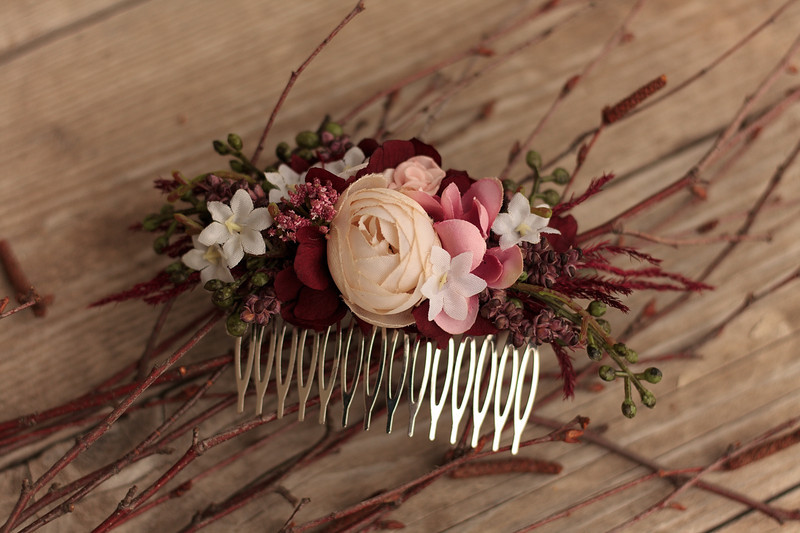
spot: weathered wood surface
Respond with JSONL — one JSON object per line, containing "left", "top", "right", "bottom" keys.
{"left": 1, "top": 0, "right": 799, "bottom": 531}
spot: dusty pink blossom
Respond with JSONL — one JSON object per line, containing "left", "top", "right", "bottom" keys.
{"left": 384, "top": 155, "right": 446, "bottom": 195}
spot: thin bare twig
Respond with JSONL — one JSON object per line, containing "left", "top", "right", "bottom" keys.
{"left": 250, "top": 1, "right": 365, "bottom": 166}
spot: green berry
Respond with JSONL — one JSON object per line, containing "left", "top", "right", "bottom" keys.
{"left": 642, "top": 367, "right": 662, "bottom": 384}
{"left": 552, "top": 167, "right": 570, "bottom": 185}
{"left": 226, "top": 313, "right": 248, "bottom": 337}
{"left": 165, "top": 262, "right": 183, "bottom": 274}
{"left": 295, "top": 131, "right": 320, "bottom": 149}
{"left": 250, "top": 272, "right": 269, "bottom": 287}
{"left": 296, "top": 148, "right": 313, "bottom": 160}
{"left": 640, "top": 391, "right": 656, "bottom": 408}
{"left": 229, "top": 160, "right": 245, "bottom": 173}
{"left": 539, "top": 189, "right": 560, "bottom": 206}
{"left": 525, "top": 150, "right": 542, "bottom": 170}
{"left": 245, "top": 256, "right": 264, "bottom": 270}
{"left": 598, "top": 365, "right": 616, "bottom": 381}
{"left": 153, "top": 235, "right": 169, "bottom": 254}
{"left": 142, "top": 214, "right": 162, "bottom": 232}
{"left": 587, "top": 344, "right": 602, "bottom": 361}
{"left": 275, "top": 142, "right": 291, "bottom": 162}
{"left": 212, "top": 286, "right": 234, "bottom": 308}
{"left": 324, "top": 122, "right": 343, "bottom": 137}
{"left": 213, "top": 140, "right": 229, "bottom": 155}
{"left": 204, "top": 279, "right": 224, "bottom": 291}
{"left": 227, "top": 133, "right": 243, "bottom": 151}
{"left": 502, "top": 179, "right": 517, "bottom": 193}
{"left": 587, "top": 301, "right": 606, "bottom": 317}
{"left": 622, "top": 399, "right": 637, "bottom": 418}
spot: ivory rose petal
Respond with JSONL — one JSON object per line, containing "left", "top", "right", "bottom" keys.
{"left": 327, "top": 174, "right": 439, "bottom": 328}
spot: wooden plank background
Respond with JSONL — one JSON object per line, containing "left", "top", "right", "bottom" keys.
{"left": 1, "top": 0, "right": 799, "bottom": 531}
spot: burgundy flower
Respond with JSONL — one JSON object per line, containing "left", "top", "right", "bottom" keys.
{"left": 274, "top": 267, "right": 346, "bottom": 331}
{"left": 545, "top": 214, "right": 578, "bottom": 253}
{"left": 357, "top": 138, "right": 441, "bottom": 177}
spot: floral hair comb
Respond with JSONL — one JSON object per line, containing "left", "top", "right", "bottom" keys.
{"left": 95, "top": 123, "right": 700, "bottom": 451}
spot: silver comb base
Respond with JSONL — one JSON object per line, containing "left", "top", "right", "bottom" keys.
{"left": 234, "top": 319, "right": 540, "bottom": 455}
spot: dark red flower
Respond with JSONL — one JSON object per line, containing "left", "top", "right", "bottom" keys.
{"left": 274, "top": 267, "right": 346, "bottom": 331}
{"left": 357, "top": 138, "right": 442, "bottom": 177}
{"left": 545, "top": 214, "right": 578, "bottom": 253}
{"left": 438, "top": 169, "right": 473, "bottom": 195}
{"left": 294, "top": 226, "right": 330, "bottom": 291}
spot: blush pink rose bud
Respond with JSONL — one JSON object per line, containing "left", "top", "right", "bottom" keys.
{"left": 327, "top": 174, "right": 439, "bottom": 328}
{"left": 384, "top": 155, "right": 446, "bottom": 195}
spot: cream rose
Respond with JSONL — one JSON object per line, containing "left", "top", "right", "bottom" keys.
{"left": 327, "top": 174, "right": 439, "bottom": 328}
{"left": 384, "top": 155, "right": 446, "bottom": 195}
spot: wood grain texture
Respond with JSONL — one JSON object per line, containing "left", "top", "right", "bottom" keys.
{"left": 1, "top": 0, "right": 799, "bottom": 531}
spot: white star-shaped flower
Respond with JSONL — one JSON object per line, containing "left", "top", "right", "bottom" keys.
{"left": 323, "top": 146, "right": 368, "bottom": 179}
{"left": 197, "top": 189, "right": 272, "bottom": 268}
{"left": 264, "top": 164, "right": 303, "bottom": 203}
{"left": 421, "top": 247, "right": 487, "bottom": 322}
{"left": 491, "top": 193, "right": 560, "bottom": 250}
{"left": 181, "top": 237, "right": 235, "bottom": 284}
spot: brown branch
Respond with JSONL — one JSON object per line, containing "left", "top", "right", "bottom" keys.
{"left": 290, "top": 417, "right": 588, "bottom": 532}
{"left": 338, "top": 0, "right": 580, "bottom": 126}
{"left": 15, "top": 365, "right": 228, "bottom": 533}
{"left": 576, "top": 32, "right": 800, "bottom": 244}
{"left": 386, "top": 6, "right": 586, "bottom": 136}
{"left": 0, "top": 240, "right": 50, "bottom": 318}
{"left": 629, "top": 0, "right": 800, "bottom": 118}
{"left": 250, "top": 0, "right": 366, "bottom": 166}
{"left": 499, "top": 0, "right": 647, "bottom": 182}
{"left": 1, "top": 312, "right": 224, "bottom": 533}
{"left": 531, "top": 415, "right": 800, "bottom": 529}
{"left": 137, "top": 299, "right": 175, "bottom": 380}
{"left": 617, "top": 228, "right": 771, "bottom": 247}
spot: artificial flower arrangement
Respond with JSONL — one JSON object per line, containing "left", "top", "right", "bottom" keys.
{"left": 95, "top": 119, "right": 706, "bottom": 420}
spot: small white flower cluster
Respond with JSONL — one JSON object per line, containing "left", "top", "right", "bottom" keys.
{"left": 263, "top": 146, "right": 367, "bottom": 204}
{"left": 492, "top": 193, "right": 561, "bottom": 250}
{"left": 182, "top": 189, "right": 272, "bottom": 284}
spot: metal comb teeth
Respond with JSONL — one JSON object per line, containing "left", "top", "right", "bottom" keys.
{"left": 233, "top": 318, "right": 540, "bottom": 454}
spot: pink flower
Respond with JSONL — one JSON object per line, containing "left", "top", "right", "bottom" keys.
{"left": 408, "top": 177, "right": 504, "bottom": 238}
{"left": 384, "top": 155, "right": 446, "bottom": 195}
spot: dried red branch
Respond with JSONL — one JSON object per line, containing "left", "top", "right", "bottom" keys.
{"left": 0, "top": 352, "right": 231, "bottom": 441}
{"left": 723, "top": 426, "right": 800, "bottom": 470}
{"left": 387, "top": 7, "right": 586, "bottom": 136}
{"left": 15, "top": 365, "right": 228, "bottom": 533}
{"left": 628, "top": 133, "right": 800, "bottom": 339}
{"left": 449, "top": 457, "right": 563, "bottom": 478}
{"left": 1, "top": 312, "right": 224, "bottom": 533}
{"left": 250, "top": 1, "right": 366, "bottom": 166}
{"left": 92, "top": 395, "right": 321, "bottom": 532}
{"left": 0, "top": 240, "right": 50, "bottom": 318}
{"left": 291, "top": 416, "right": 588, "bottom": 532}
{"left": 175, "top": 423, "right": 364, "bottom": 533}
{"left": 516, "top": 471, "right": 661, "bottom": 531}
{"left": 137, "top": 299, "right": 175, "bottom": 380}
{"left": 531, "top": 415, "right": 800, "bottom": 530}
{"left": 576, "top": 33, "right": 800, "bottom": 244}
{"left": 630, "top": 0, "right": 800, "bottom": 118}
{"left": 339, "top": 0, "right": 579, "bottom": 126}
{"left": 498, "top": 0, "right": 647, "bottom": 182}
{"left": 617, "top": 228, "right": 771, "bottom": 247}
